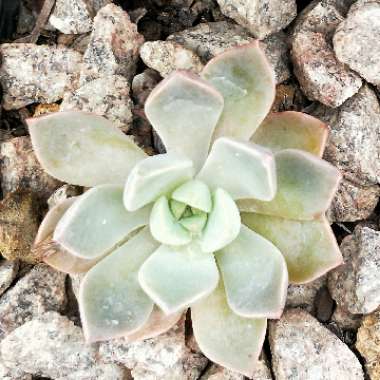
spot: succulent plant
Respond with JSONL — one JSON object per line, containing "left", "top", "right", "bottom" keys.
{"left": 28, "top": 42, "right": 343, "bottom": 376}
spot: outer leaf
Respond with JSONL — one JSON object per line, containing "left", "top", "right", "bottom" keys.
{"left": 252, "top": 111, "right": 328, "bottom": 157}
{"left": 201, "top": 41, "right": 275, "bottom": 141}
{"left": 217, "top": 225, "right": 288, "bottom": 318}
{"left": 138, "top": 242, "right": 219, "bottom": 314}
{"left": 200, "top": 188, "right": 241, "bottom": 252}
{"left": 191, "top": 282, "right": 267, "bottom": 377}
{"left": 27, "top": 111, "right": 146, "bottom": 186}
{"left": 238, "top": 149, "right": 342, "bottom": 220}
{"left": 242, "top": 213, "right": 343, "bottom": 284}
{"left": 172, "top": 180, "right": 212, "bottom": 212}
{"left": 35, "top": 197, "right": 98, "bottom": 273}
{"left": 54, "top": 185, "right": 151, "bottom": 259}
{"left": 149, "top": 196, "right": 191, "bottom": 246}
{"left": 124, "top": 152, "right": 194, "bottom": 212}
{"left": 79, "top": 227, "right": 158, "bottom": 342}
{"left": 145, "top": 71, "right": 224, "bottom": 171}
{"left": 197, "top": 137, "right": 276, "bottom": 201}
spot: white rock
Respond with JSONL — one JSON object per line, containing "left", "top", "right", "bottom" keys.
{"left": 0, "top": 359, "right": 31, "bottom": 380}
{"left": 0, "top": 260, "right": 18, "bottom": 297}
{"left": 56, "top": 363, "right": 130, "bottom": 380}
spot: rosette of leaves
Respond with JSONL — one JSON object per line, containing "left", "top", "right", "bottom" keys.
{"left": 29, "top": 42, "right": 343, "bottom": 376}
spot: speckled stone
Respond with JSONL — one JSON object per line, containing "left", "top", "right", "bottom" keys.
{"left": 0, "top": 264, "right": 66, "bottom": 339}
{"left": 0, "top": 191, "right": 40, "bottom": 263}
{"left": 140, "top": 41, "right": 204, "bottom": 77}
{"left": 0, "top": 359, "right": 31, "bottom": 380}
{"left": 60, "top": 75, "right": 133, "bottom": 132}
{"left": 334, "top": 2, "right": 380, "bottom": 87}
{"left": 269, "top": 309, "right": 364, "bottom": 380}
{"left": 328, "top": 225, "right": 380, "bottom": 314}
{"left": 0, "top": 136, "right": 62, "bottom": 202}
{"left": 56, "top": 363, "right": 131, "bottom": 380}
{"left": 99, "top": 317, "right": 208, "bottom": 380}
{"left": 356, "top": 309, "right": 380, "bottom": 380}
{"left": 331, "top": 305, "right": 362, "bottom": 330}
{"left": 291, "top": 31, "right": 362, "bottom": 107}
{"left": 168, "top": 22, "right": 290, "bottom": 83}
{"left": 0, "top": 44, "right": 82, "bottom": 110}
{"left": 80, "top": 4, "right": 144, "bottom": 84}
{"left": 0, "top": 312, "right": 97, "bottom": 379}
{"left": 0, "top": 260, "right": 18, "bottom": 297}
{"left": 216, "top": 0, "right": 297, "bottom": 39}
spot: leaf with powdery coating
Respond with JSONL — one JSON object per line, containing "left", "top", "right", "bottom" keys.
{"left": 34, "top": 197, "right": 98, "bottom": 274}
{"left": 172, "top": 180, "right": 212, "bottom": 212}
{"left": 27, "top": 111, "right": 147, "bottom": 187}
{"left": 252, "top": 111, "right": 328, "bottom": 157}
{"left": 79, "top": 228, "right": 158, "bottom": 342}
{"left": 54, "top": 185, "right": 151, "bottom": 260}
{"left": 145, "top": 71, "right": 224, "bottom": 171}
{"left": 138, "top": 242, "right": 219, "bottom": 314}
{"left": 238, "top": 149, "right": 341, "bottom": 221}
{"left": 242, "top": 213, "right": 343, "bottom": 284}
{"left": 197, "top": 137, "right": 276, "bottom": 201}
{"left": 201, "top": 41, "right": 275, "bottom": 141}
{"left": 124, "top": 152, "right": 194, "bottom": 212}
{"left": 217, "top": 225, "right": 288, "bottom": 319}
{"left": 191, "top": 282, "right": 267, "bottom": 377}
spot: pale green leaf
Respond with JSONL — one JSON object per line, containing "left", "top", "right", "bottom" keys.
{"left": 138, "top": 242, "right": 219, "bottom": 314}
{"left": 197, "top": 137, "right": 277, "bottom": 201}
{"left": 242, "top": 213, "right": 343, "bottom": 284}
{"left": 200, "top": 188, "right": 241, "bottom": 252}
{"left": 54, "top": 185, "right": 151, "bottom": 259}
{"left": 237, "top": 149, "right": 342, "bottom": 220}
{"left": 201, "top": 41, "right": 275, "bottom": 141}
{"left": 172, "top": 179, "right": 212, "bottom": 212}
{"left": 191, "top": 282, "right": 267, "bottom": 377}
{"left": 179, "top": 213, "right": 208, "bottom": 233}
{"left": 170, "top": 199, "right": 187, "bottom": 220}
{"left": 79, "top": 227, "right": 158, "bottom": 342}
{"left": 217, "top": 225, "right": 288, "bottom": 318}
{"left": 123, "top": 152, "right": 194, "bottom": 212}
{"left": 145, "top": 71, "right": 224, "bottom": 171}
{"left": 27, "top": 111, "right": 147, "bottom": 187}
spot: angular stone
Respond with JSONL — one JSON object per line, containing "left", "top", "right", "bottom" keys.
{"left": 99, "top": 317, "right": 207, "bottom": 380}
{"left": 0, "top": 136, "right": 62, "bottom": 202}
{"left": 334, "top": 2, "right": 380, "bottom": 87}
{"left": 56, "top": 364, "right": 131, "bottom": 380}
{"left": 0, "top": 264, "right": 66, "bottom": 339}
{"left": 0, "top": 359, "right": 31, "bottom": 380}
{"left": 328, "top": 225, "right": 380, "bottom": 314}
{"left": 60, "top": 75, "right": 133, "bottom": 132}
{"left": 269, "top": 309, "right": 364, "bottom": 380}
{"left": 168, "top": 22, "right": 290, "bottom": 83}
{"left": 0, "top": 260, "right": 18, "bottom": 297}
{"left": 140, "top": 41, "right": 204, "bottom": 77}
{"left": 356, "top": 309, "right": 380, "bottom": 380}
{"left": 80, "top": 4, "right": 144, "bottom": 84}
{"left": 331, "top": 305, "right": 362, "bottom": 330}
{"left": 0, "top": 44, "right": 82, "bottom": 110}
{"left": 291, "top": 31, "right": 362, "bottom": 107}
{"left": 216, "top": 0, "right": 297, "bottom": 39}
{"left": 0, "top": 312, "right": 98, "bottom": 379}
{"left": 0, "top": 191, "right": 40, "bottom": 263}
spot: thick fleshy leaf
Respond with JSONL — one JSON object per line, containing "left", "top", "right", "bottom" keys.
{"left": 217, "top": 225, "right": 288, "bottom": 318}
{"left": 237, "top": 149, "right": 342, "bottom": 220}
{"left": 200, "top": 188, "right": 241, "bottom": 252}
{"left": 252, "top": 111, "right": 328, "bottom": 157}
{"left": 149, "top": 196, "right": 191, "bottom": 246}
{"left": 191, "top": 283, "right": 267, "bottom": 377}
{"left": 201, "top": 41, "right": 275, "bottom": 141}
{"left": 54, "top": 185, "right": 151, "bottom": 259}
{"left": 179, "top": 213, "right": 208, "bottom": 233}
{"left": 242, "top": 213, "right": 343, "bottom": 284}
{"left": 34, "top": 197, "right": 98, "bottom": 273}
{"left": 170, "top": 199, "right": 187, "bottom": 219}
{"left": 172, "top": 180, "right": 212, "bottom": 212}
{"left": 145, "top": 71, "right": 224, "bottom": 171}
{"left": 197, "top": 138, "right": 276, "bottom": 201}
{"left": 124, "top": 153, "right": 194, "bottom": 212}
{"left": 27, "top": 111, "right": 146, "bottom": 187}
{"left": 138, "top": 242, "right": 219, "bottom": 314}
{"left": 79, "top": 227, "right": 158, "bottom": 342}
{"left": 124, "top": 307, "right": 183, "bottom": 342}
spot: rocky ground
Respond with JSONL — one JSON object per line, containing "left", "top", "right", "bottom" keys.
{"left": 0, "top": 0, "right": 379, "bottom": 379}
